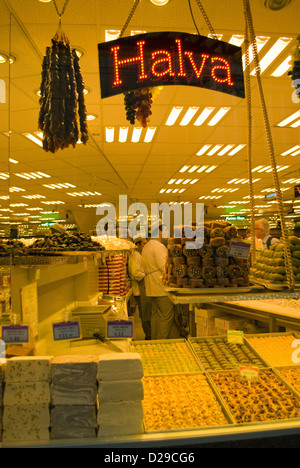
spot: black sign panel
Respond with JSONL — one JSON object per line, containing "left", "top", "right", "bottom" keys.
{"left": 295, "top": 185, "right": 300, "bottom": 198}
{"left": 98, "top": 31, "right": 245, "bottom": 99}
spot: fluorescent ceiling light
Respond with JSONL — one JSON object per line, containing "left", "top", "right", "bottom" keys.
{"left": 179, "top": 165, "right": 190, "bottom": 173}
{"left": 188, "top": 165, "right": 199, "bottom": 173}
{"left": 271, "top": 55, "right": 292, "bottom": 77}
{"left": 119, "top": 127, "right": 129, "bottom": 143}
{"left": 144, "top": 127, "right": 156, "bottom": 142}
{"left": 251, "top": 37, "right": 293, "bottom": 75}
{"left": 207, "top": 107, "right": 230, "bottom": 126}
{"left": 193, "top": 107, "right": 215, "bottom": 126}
{"left": 22, "top": 133, "right": 43, "bottom": 147}
{"left": 132, "top": 127, "right": 143, "bottom": 142}
{"left": 180, "top": 107, "right": 199, "bottom": 126}
{"left": 218, "top": 144, "right": 235, "bottom": 156}
{"left": 165, "top": 106, "right": 183, "bottom": 126}
{"left": 197, "top": 144, "right": 212, "bottom": 155}
{"left": 228, "top": 35, "right": 244, "bottom": 47}
{"left": 290, "top": 119, "right": 300, "bottom": 128}
{"left": 228, "top": 144, "right": 246, "bottom": 155}
{"left": 281, "top": 145, "right": 300, "bottom": 156}
{"left": 105, "top": 127, "right": 114, "bottom": 142}
{"left": 277, "top": 111, "right": 300, "bottom": 127}
{"left": 242, "top": 36, "right": 270, "bottom": 69}
{"left": 207, "top": 145, "right": 224, "bottom": 155}
{"left": 9, "top": 158, "right": 18, "bottom": 164}
{"left": 105, "top": 30, "right": 121, "bottom": 42}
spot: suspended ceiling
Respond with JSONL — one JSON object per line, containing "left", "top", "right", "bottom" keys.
{"left": 0, "top": 0, "right": 300, "bottom": 232}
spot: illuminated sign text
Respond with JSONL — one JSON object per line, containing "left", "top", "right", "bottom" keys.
{"left": 98, "top": 32, "right": 244, "bottom": 99}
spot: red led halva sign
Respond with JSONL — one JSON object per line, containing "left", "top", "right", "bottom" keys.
{"left": 98, "top": 32, "right": 245, "bottom": 99}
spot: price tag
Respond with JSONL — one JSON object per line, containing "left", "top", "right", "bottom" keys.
{"left": 52, "top": 320, "right": 81, "bottom": 341}
{"left": 2, "top": 324, "right": 29, "bottom": 343}
{"left": 228, "top": 240, "right": 251, "bottom": 258}
{"left": 240, "top": 365, "right": 259, "bottom": 382}
{"left": 227, "top": 329, "right": 244, "bottom": 344}
{"left": 107, "top": 320, "right": 133, "bottom": 338}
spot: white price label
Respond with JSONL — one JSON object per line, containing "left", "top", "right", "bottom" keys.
{"left": 2, "top": 325, "right": 29, "bottom": 343}
{"left": 107, "top": 320, "right": 133, "bottom": 338}
{"left": 228, "top": 240, "right": 250, "bottom": 258}
{"left": 227, "top": 329, "right": 244, "bottom": 344}
{"left": 52, "top": 320, "right": 81, "bottom": 341}
{"left": 240, "top": 365, "right": 259, "bottom": 382}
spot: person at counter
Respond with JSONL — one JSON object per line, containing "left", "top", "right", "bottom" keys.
{"left": 142, "top": 220, "right": 175, "bottom": 340}
{"left": 128, "top": 237, "right": 151, "bottom": 340}
{"left": 255, "top": 218, "right": 282, "bottom": 250}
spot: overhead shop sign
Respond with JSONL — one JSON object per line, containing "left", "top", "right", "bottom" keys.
{"left": 98, "top": 31, "right": 245, "bottom": 99}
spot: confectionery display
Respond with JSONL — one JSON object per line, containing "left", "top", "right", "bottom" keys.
{"left": 163, "top": 222, "right": 250, "bottom": 289}
{"left": 2, "top": 357, "right": 52, "bottom": 441}
{"left": 190, "top": 337, "right": 266, "bottom": 371}
{"left": 210, "top": 370, "right": 300, "bottom": 424}
{"left": 277, "top": 367, "right": 300, "bottom": 394}
{"left": 143, "top": 374, "right": 229, "bottom": 431}
{"left": 250, "top": 236, "right": 300, "bottom": 285}
{"left": 247, "top": 335, "right": 297, "bottom": 367}
{"left": 50, "top": 355, "right": 98, "bottom": 439}
{"left": 130, "top": 341, "right": 202, "bottom": 375}
{"left": 97, "top": 353, "right": 144, "bottom": 437}
{"left": 98, "top": 253, "right": 130, "bottom": 296}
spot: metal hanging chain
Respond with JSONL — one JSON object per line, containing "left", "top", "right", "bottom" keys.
{"left": 244, "top": 16, "right": 256, "bottom": 263}
{"left": 119, "top": 0, "right": 140, "bottom": 39}
{"left": 52, "top": 0, "right": 71, "bottom": 20}
{"left": 194, "top": 0, "right": 218, "bottom": 40}
{"left": 243, "top": 0, "right": 295, "bottom": 290}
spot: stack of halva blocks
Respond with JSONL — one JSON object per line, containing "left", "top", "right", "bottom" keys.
{"left": 0, "top": 352, "right": 144, "bottom": 443}
{"left": 50, "top": 355, "right": 98, "bottom": 439}
{"left": 2, "top": 357, "right": 52, "bottom": 442}
{"left": 97, "top": 353, "right": 144, "bottom": 437}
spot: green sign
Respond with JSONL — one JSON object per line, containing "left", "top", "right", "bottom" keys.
{"left": 225, "top": 216, "right": 246, "bottom": 221}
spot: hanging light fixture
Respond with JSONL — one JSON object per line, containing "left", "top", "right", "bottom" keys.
{"left": 150, "top": 0, "right": 170, "bottom": 5}
{"left": 264, "top": 0, "right": 291, "bottom": 10}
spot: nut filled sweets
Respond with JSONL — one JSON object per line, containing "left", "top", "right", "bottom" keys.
{"left": 143, "top": 374, "right": 228, "bottom": 431}
{"left": 210, "top": 370, "right": 300, "bottom": 424}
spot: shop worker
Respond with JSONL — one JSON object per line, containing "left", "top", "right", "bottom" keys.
{"left": 128, "top": 237, "right": 151, "bottom": 340}
{"left": 142, "top": 220, "right": 175, "bottom": 340}
{"left": 255, "top": 218, "right": 282, "bottom": 250}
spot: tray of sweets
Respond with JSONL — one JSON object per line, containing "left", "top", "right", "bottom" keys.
{"left": 207, "top": 368, "right": 300, "bottom": 426}
{"left": 142, "top": 372, "right": 234, "bottom": 432}
{"left": 130, "top": 339, "right": 204, "bottom": 375}
{"left": 189, "top": 336, "right": 269, "bottom": 372}
{"left": 245, "top": 332, "right": 299, "bottom": 368}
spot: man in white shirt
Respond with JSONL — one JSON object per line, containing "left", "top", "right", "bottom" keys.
{"left": 255, "top": 218, "right": 282, "bottom": 250}
{"left": 142, "top": 221, "right": 175, "bottom": 340}
{"left": 128, "top": 238, "right": 151, "bottom": 339}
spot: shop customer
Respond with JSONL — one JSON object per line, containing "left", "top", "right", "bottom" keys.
{"left": 142, "top": 221, "right": 175, "bottom": 340}
{"left": 128, "top": 238, "right": 151, "bottom": 340}
{"left": 255, "top": 218, "right": 282, "bottom": 250}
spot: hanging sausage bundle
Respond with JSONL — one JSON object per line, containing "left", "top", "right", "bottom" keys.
{"left": 38, "top": 28, "right": 89, "bottom": 153}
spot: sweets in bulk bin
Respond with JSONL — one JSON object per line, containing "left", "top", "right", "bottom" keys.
{"left": 2, "top": 357, "right": 52, "bottom": 442}
{"left": 164, "top": 222, "right": 250, "bottom": 289}
{"left": 247, "top": 335, "right": 297, "bottom": 367}
{"left": 210, "top": 370, "right": 300, "bottom": 424}
{"left": 143, "top": 374, "right": 228, "bottom": 431}
{"left": 97, "top": 353, "right": 144, "bottom": 437}
{"left": 250, "top": 236, "right": 300, "bottom": 285}
{"left": 130, "top": 342, "right": 202, "bottom": 375}
{"left": 190, "top": 337, "right": 266, "bottom": 372}
{"left": 99, "top": 254, "right": 130, "bottom": 296}
{"left": 50, "top": 355, "right": 98, "bottom": 439}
